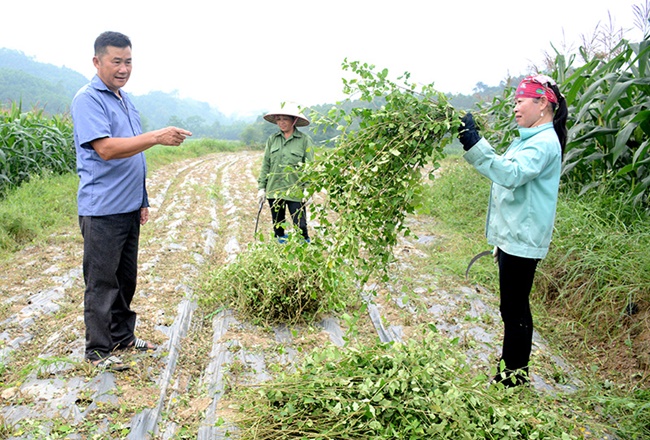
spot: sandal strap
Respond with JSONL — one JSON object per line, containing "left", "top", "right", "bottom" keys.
{"left": 104, "top": 355, "right": 124, "bottom": 365}
{"left": 94, "top": 355, "right": 128, "bottom": 371}
{"left": 133, "top": 338, "right": 157, "bottom": 351}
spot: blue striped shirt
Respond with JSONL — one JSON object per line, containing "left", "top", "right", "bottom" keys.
{"left": 71, "top": 75, "right": 148, "bottom": 216}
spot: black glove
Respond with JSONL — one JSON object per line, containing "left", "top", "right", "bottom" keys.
{"left": 458, "top": 113, "right": 481, "bottom": 151}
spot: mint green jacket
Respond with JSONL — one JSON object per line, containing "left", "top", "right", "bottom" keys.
{"left": 464, "top": 123, "right": 561, "bottom": 259}
{"left": 258, "top": 129, "right": 314, "bottom": 202}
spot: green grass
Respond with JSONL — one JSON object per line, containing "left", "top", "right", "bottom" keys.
{"left": 539, "top": 195, "right": 650, "bottom": 337}
{"left": 0, "top": 171, "right": 78, "bottom": 257}
{"left": 414, "top": 153, "right": 497, "bottom": 290}
{"left": 144, "top": 138, "right": 244, "bottom": 169}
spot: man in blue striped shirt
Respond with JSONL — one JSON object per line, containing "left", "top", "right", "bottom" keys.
{"left": 71, "top": 31, "right": 191, "bottom": 371}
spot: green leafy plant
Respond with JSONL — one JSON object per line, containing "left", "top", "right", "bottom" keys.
{"left": 199, "top": 236, "right": 356, "bottom": 325}
{"left": 230, "top": 325, "right": 583, "bottom": 439}
{"left": 301, "top": 60, "right": 462, "bottom": 284}
{"left": 0, "top": 102, "right": 75, "bottom": 198}
{"left": 0, "top": 172, "right": 77, "bottom": 254}
{"left": 199, "top": 61, "right": 462, "bottom": 323}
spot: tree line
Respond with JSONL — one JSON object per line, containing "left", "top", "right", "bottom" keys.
{"left": 0, "top": 48, "right": 492, "bottom": 145}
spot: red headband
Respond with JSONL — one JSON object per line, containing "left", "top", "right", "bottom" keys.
{"left": 515, "top": 75, "right": 558, "bottom": 104}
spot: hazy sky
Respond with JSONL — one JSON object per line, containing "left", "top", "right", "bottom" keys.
{"left": 1, "top": 0, "right": 645, "bottom": 117}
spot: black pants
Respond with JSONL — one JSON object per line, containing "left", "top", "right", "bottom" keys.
{"left": 79, "top": 211, "right": 140, "bottom": 361}
{"left": 268, "top": 198, "right": 309, "bottom": 240}
{"left": 496, "top": 248, "right": 539, "bottom": 379}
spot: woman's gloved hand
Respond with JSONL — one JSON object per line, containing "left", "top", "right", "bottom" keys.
{"left": 458, "top": 113, "right": 481, "bottom": 151}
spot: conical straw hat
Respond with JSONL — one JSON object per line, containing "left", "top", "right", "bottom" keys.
{"left": 263, "top": 103, "right": 309, "bottom": 127}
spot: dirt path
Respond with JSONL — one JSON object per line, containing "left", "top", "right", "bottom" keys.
{"left": 0, "top": 150, "right": 583, "bottom": 438}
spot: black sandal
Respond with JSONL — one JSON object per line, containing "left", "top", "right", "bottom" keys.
{"left": 130, "top": 337, "right": 158, "bottom": 352}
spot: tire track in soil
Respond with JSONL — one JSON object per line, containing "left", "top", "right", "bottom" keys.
{"left": 0, "top": 150, "right": 585, "bottom": 439}
{"left": 128, "top": 150, "right": 282, "bottom": 439}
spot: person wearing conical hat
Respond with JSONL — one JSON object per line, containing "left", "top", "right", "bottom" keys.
{"left": 257, "top": 103, "right": 314, "bottom": 243}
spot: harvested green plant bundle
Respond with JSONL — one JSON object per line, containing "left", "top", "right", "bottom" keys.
{"left": 199, "top": 237, "right": 355, "bottom": 326}
{"left": 230, "top": 325, "right": 580, "bottom": 439}
{"left": 302, "top": 60, "right": 463, "bottom": 282}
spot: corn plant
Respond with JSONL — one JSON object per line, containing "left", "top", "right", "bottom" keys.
{"left": 480, "top": 25, "right": 650, "bottom": 210}
{"left": 559, "top": 37, "right": 650, "bottom": 205}
{"left": 0, "top": 102, "right": 75, "bottom": 198}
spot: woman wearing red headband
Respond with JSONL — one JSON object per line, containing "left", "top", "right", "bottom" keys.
{"left": 458, "top": 75, "right": 568, "bottom": 387}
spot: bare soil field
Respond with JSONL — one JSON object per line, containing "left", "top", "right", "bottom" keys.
{"left": 0, "top": 150, "right": 608, "bottom": 438}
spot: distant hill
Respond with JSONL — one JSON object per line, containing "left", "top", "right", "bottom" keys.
{"left": 0, "top": 67, "right": 78, "bottom": 114}
{"left": 0, "top": 48, "right": 508, "bottom": 139}
{"left": 130, "top": 91, "right": 228, "bottom": 132}
{"left": 0, "top": 48, "right": 88, "bottom": 97}
{"left": 0, "top": 48, "right": 231, "bottom": 130}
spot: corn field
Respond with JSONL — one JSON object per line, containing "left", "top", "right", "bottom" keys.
{"left": 0, "top": 102, "right": 75, "bottom": 198}
{"left": 482, "top": 25, "right": 650, "bottom": 210}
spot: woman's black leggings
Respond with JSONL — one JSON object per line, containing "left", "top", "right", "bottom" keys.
{"left": 496, "top": 248, "right": 539, "bottom": 374}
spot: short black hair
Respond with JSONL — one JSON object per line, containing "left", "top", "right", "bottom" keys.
{"left": 94, "top": 31, "right": 131, "bottom": 56}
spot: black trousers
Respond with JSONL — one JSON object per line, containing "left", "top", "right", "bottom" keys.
{"left": 268, "top": 198, "right": 309, "bottom": 240}
{"left": 79, "top": 211, "right": 140, "bottom": 361}
{"left": 496, "top": 248, "right": 539, "bottom": 376}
